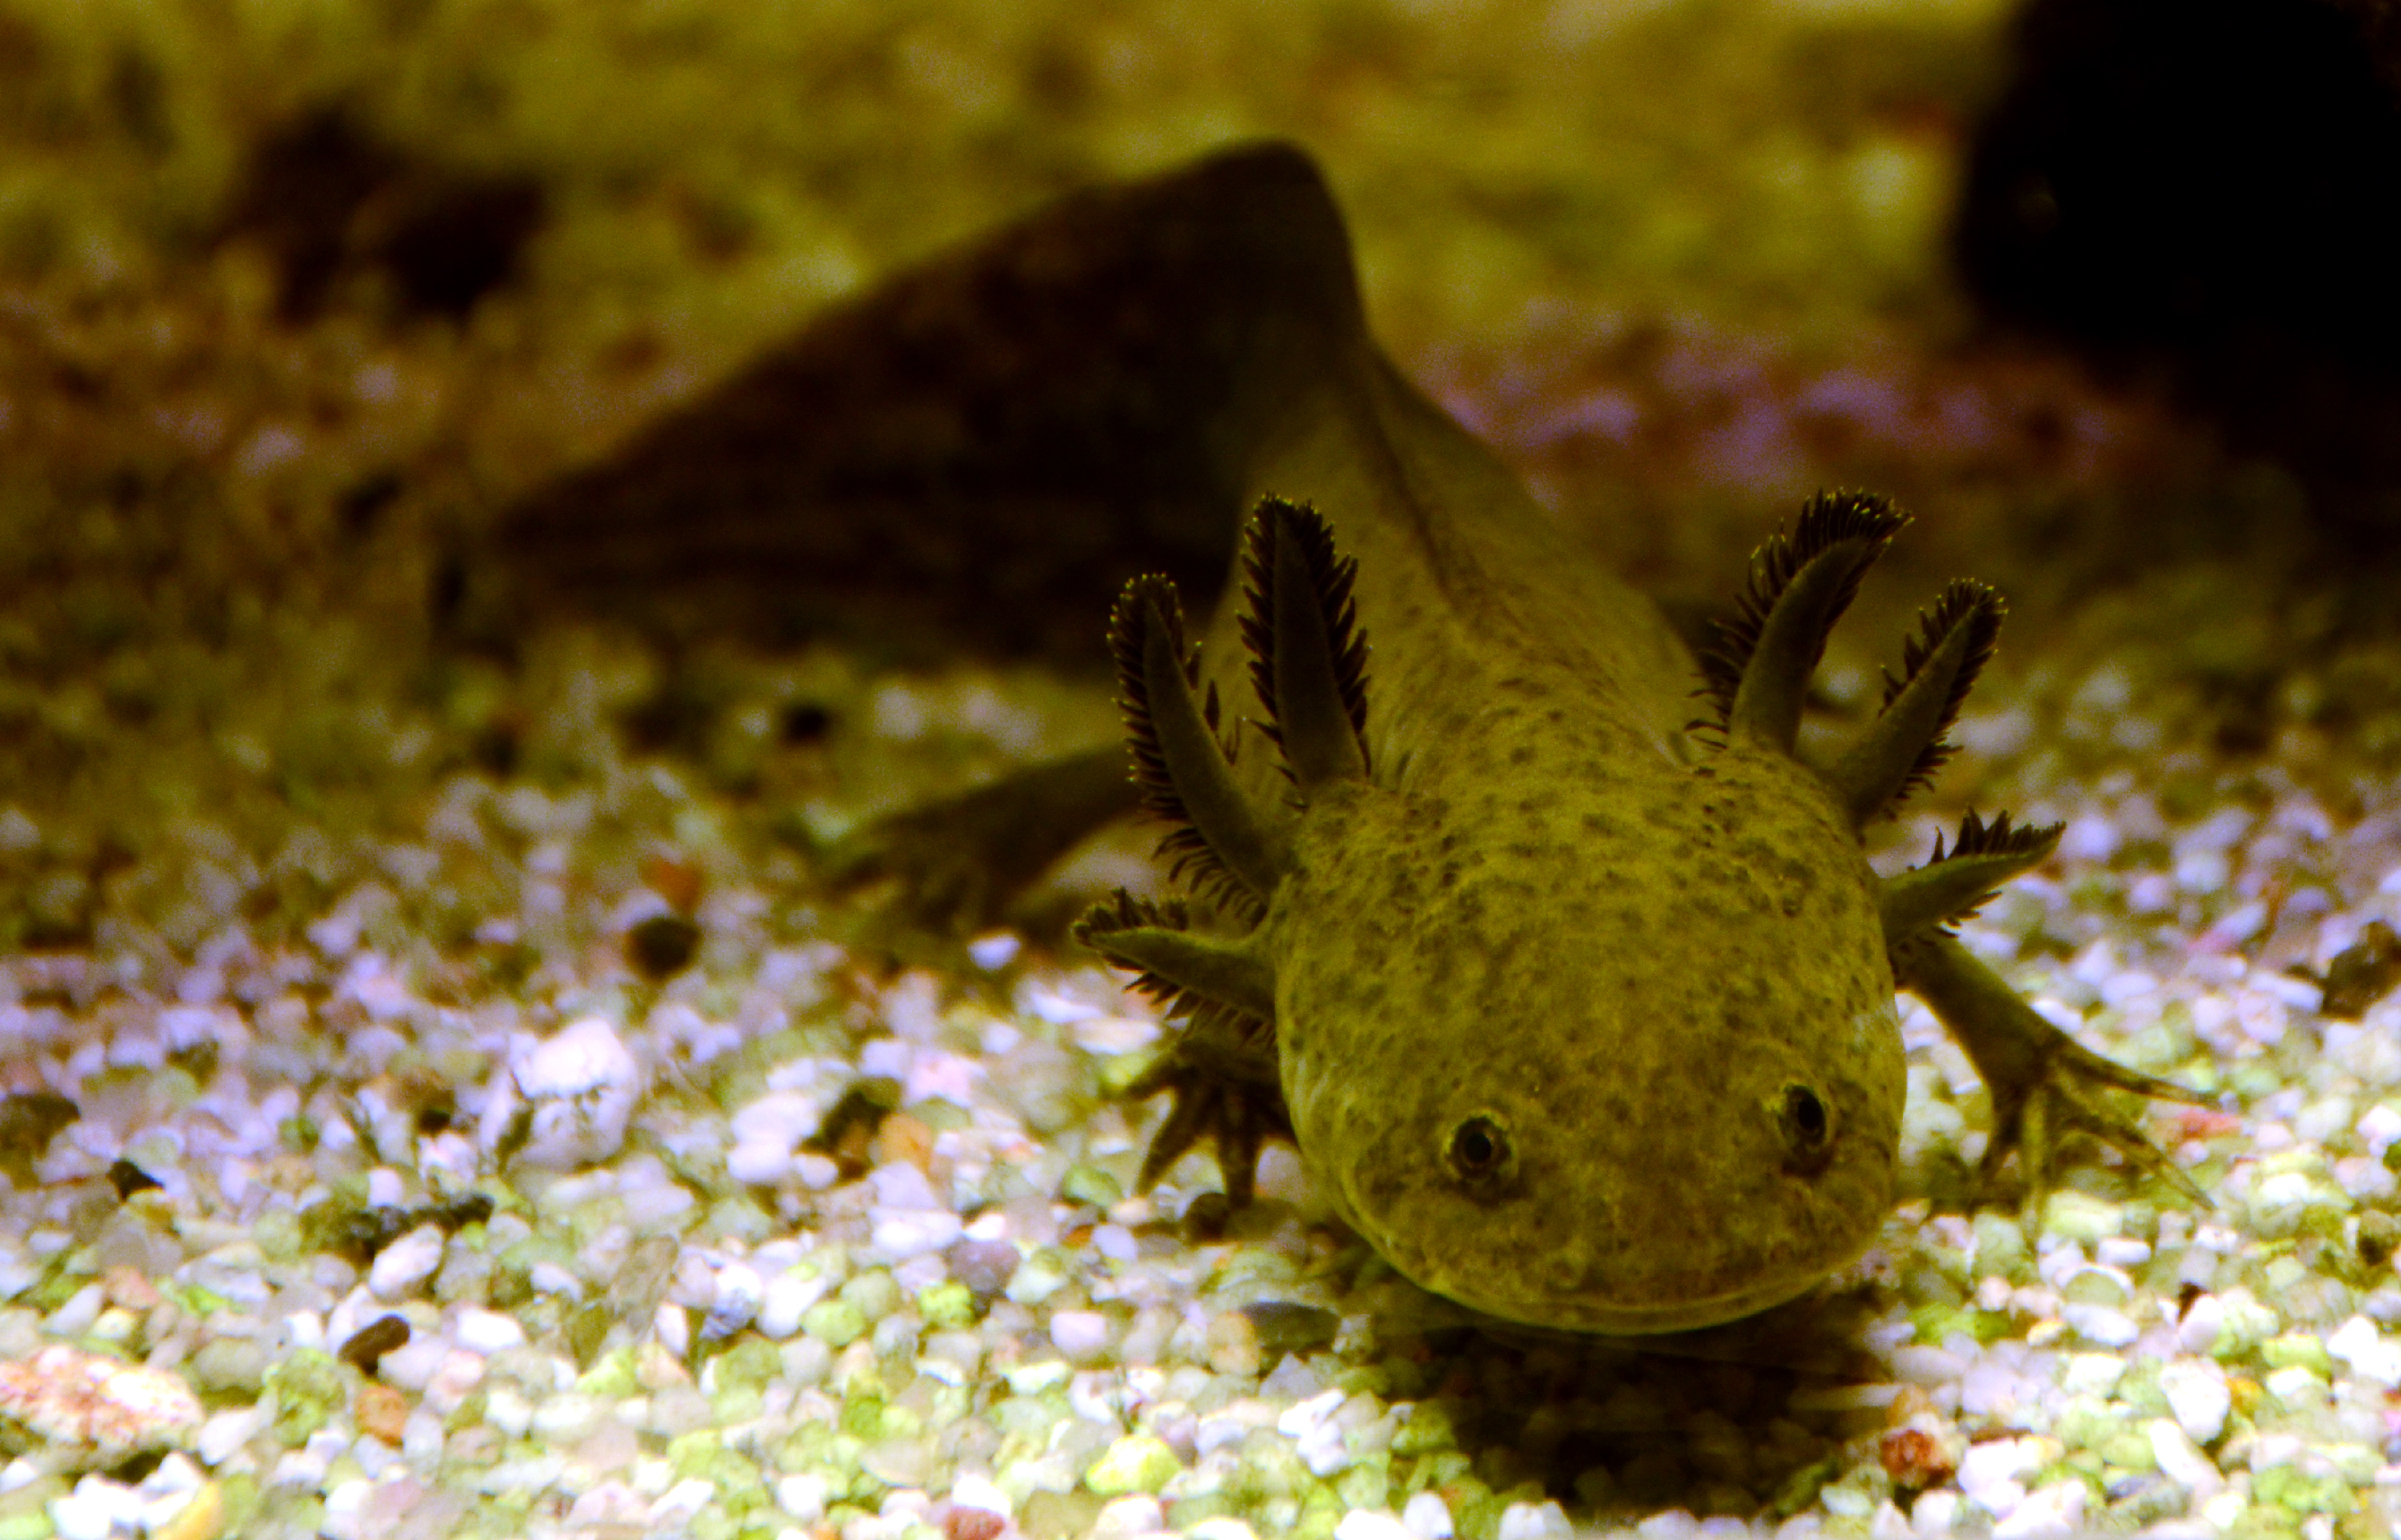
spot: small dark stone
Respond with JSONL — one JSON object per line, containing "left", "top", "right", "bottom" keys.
{"left": 303, "top": 1189, "right": 496, "bottom": 1263}
{"left": 2321, "top": 920, "right": 2401, "bottom": 1019}
{"left": 803, "top": 1076, "right": 903, "bottom": 1180}
{"left": 1180, "top": 1191, "right": 1232, "bottom": 1243}
{"left": 166, "top": 1040, "right": 219, "bottom": 1084}
{"left": 338, "top": 472, "right": 404, "bottom": 538}
{"left": 1239, "top": 1300, "right": 1339, "bottom": 1362}
{"left": 337, "top": 1313, "right": 411, "bottom": 1375}
{"left": 779, "top": 701, "right": 833, "bottom": 744}
{"left": 0, "top": 1092, "right": 81, "bottom": 1187}
{"left": 469, "top": 721, "right": 520, "bottom": 778}
{"left": 2359, "top": 1210, "right": 2400, "bottom": 1269}
{"left": 219, "top": 108, "right": 546, "bottom": 323}
{"left": 626, "top": 913, "right": 702, "bottom": 980}
{"left": 106, "top": 1158, "right": 162, "bottom": 1200}
{"left": 434, "top": 1192, "right": 495, "bottom": 1231}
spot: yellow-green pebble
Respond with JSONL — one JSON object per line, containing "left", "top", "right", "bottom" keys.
{"left": 1085, "top": 1433, "right": 1181, "bottom": 1495}
{"left": 803, "top": 1298, "right": 867, "bottom": 1347}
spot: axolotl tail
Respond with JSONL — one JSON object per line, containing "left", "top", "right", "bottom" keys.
{"left": 477, "top": 142, "right": 1377, "bottom": 664}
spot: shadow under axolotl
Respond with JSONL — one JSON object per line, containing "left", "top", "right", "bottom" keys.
{"left": 1351, "top": 1269, "right": 1892, "bottom": 1521}
{"left": 1175, "top": 1177, "right": 1902, "bottom": 1528}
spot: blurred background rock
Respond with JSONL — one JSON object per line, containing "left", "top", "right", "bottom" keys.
{"left": 3, "top": 0, "right": 2397, "bottom": 910}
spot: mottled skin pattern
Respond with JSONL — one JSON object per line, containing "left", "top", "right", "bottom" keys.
{"left": 1183, "top": 353, "right": 1910, "bottom": 1331}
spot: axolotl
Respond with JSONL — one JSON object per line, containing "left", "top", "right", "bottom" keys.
{"left": 502, "top": 142, "right": 2207, "bottom": 1335}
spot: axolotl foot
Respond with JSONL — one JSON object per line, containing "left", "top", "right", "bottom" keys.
{"left": 1894, "top": 928, "right": 2211, "bottom": 1219}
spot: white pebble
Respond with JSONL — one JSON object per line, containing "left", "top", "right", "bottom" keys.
{"left": 653, "top": 1300, "right": 689, "bottom": 1358}
{"left": 868, "top": 1162, "right": 939, "bottom": 1209}
{"left": 323, "top": 1478, "right": 370, "bottom": 1536}
{"left": 1909, "top": 1491, "right": 1961, "bottom": 1536}
{"left": 366, "top": 1226, "right": 445, "bottom": 1299}
{"left": 949, "top": 1474, "right": 1011, "bottom": 1520}
{"left": 55, "top": 1475, "right": 144, "bottom": 1540}
{"left": 2175, "top": 1294, "right": 2224, "bottom": 1355}
{"left": 2061, "top": 1303, "right": 2137, "bottom": 1346}
{"left": 967, "top": 932, "right": 1021, "bottom": 970}
{"left": 507, "top": 1017, "right": 641, "bottom": 1168}
{"left": 529, "top": 1261, "right": 582, "bottom": 1298}
{"left": 2059, "top": 1354, "right": 2126, "bottom": 1397}
{"left": 2147, "top": 1417, "right": 2224, "bottom": 1495}
{"left": 196, "top": 1406, "right": 263, "bottom": 1466}
{"left": 1992, "top": 1479, "right": 2084, "bottom": 1539}
{"left": 873, "top": 1210, "right": 963, "bottom": 1260}
{"left": 2328, "top": 1315, "right": 2401, "bottom": 1389}
{"left": 1093, "top": 1495, "right": 1166, "bottom": 1537}
{"left": 1050, "top": 1311, "right": 1114, "bottom": 1360}
{"left": 43, "top": 1283, "right": 104, "bottom": 1338}
{"left": 648, "top": 1477, "right": 714, "bottom": 1526}
{"left": 2055, "top": 816, "right": 2120, "bottom": 864}
{"left": 2159, "top": 1358, "right": 2231, "bottom": 1442}
{"left": 138, "top": 1452, "right": 202, "bottom": 1501}
{"left": 453, "top": 1308, "right": 526, "bottom": 1354}
{"left": 725, "top": 1140, "right": 795, "bottom": 1185}
{"left": 366, "top": 1168, "right": 406, "bottom": 1208}
{"left": 1494, "top": 1500, "right": 1573, "bottom": 1540}
{"left": 1958, "top": 1439, "right": 2037, "bottom": 1513}
{"left": 1336, "top": 1511, "right": 1415, "bottom": 1540}
{"left": 1277, "top": 1388, "right": 1350, "bottom": 1475}
{"left": 758, "top": 1269, "right": 833, "bottom": 1340}
{"left": 1401, "top": 1490, "right": 1455, "bottom": 1540}
{"left": 777, "top": 1472, "right": 829, "bottom": 1521}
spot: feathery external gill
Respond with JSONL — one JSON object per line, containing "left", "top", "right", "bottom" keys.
{"left": 1826, "top": 580, "right": 2005, "bottom": 828}
{"left": 1697, "top": 490, "right": 1907, "bottom": 753}
{"left": 1108, "top": 575, "right": 1287, "bottom": 921}
{"left": 1239, "top": 497, "right": 1372, "bottom": 789}
{"left": 1877, "top": 810, "right": 2064, "bottom": 946}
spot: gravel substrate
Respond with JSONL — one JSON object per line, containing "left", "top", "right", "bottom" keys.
{"left": 3, "top": 610, "right": 2401, "bottom": 1540}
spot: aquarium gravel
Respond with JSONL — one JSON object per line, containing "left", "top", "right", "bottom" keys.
{"left": 2, "top": 612, "right": 2400, "bottom": 1540}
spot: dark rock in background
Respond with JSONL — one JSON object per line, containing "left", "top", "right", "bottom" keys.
{"left": 1956, "top": 0, "right": 2401, "bottom": 540}
{"left": 219, "top": 108, "right": 547, "bottom": 323}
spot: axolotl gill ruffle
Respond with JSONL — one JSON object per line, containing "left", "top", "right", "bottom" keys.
{"left": 503, "top": 142, "right": 2209, "bottom": 1336}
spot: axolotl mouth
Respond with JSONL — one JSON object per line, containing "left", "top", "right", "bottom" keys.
{"left": 1297, "top": 987, "right": 1909, "bottom": 1338}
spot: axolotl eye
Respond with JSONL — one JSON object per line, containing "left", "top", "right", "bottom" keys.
{"left": 1445, "top": 1114, "right": 1514, "bottom": 1191}
{"left": 1777, "top": 1082, "right": 1837, "bottom": 1175}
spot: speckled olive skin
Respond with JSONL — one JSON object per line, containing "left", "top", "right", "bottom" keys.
{"left": 1272, "top": 733, "right": 1905, "bottom": 1333}
{"left": 1196, "top": 354, "right": 1910, "bottom": 1333}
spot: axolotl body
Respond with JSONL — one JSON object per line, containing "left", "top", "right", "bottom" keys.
{"left": 503, "top": 142, "right": 2205, "bottom": 1335}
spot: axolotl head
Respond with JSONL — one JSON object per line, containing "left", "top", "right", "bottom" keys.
{"left": 1269, "top": 726, "right": 1906, "bottom": 1333}
{"left": 1079, "top": 495, "right": 2044, "bottom": 1333}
